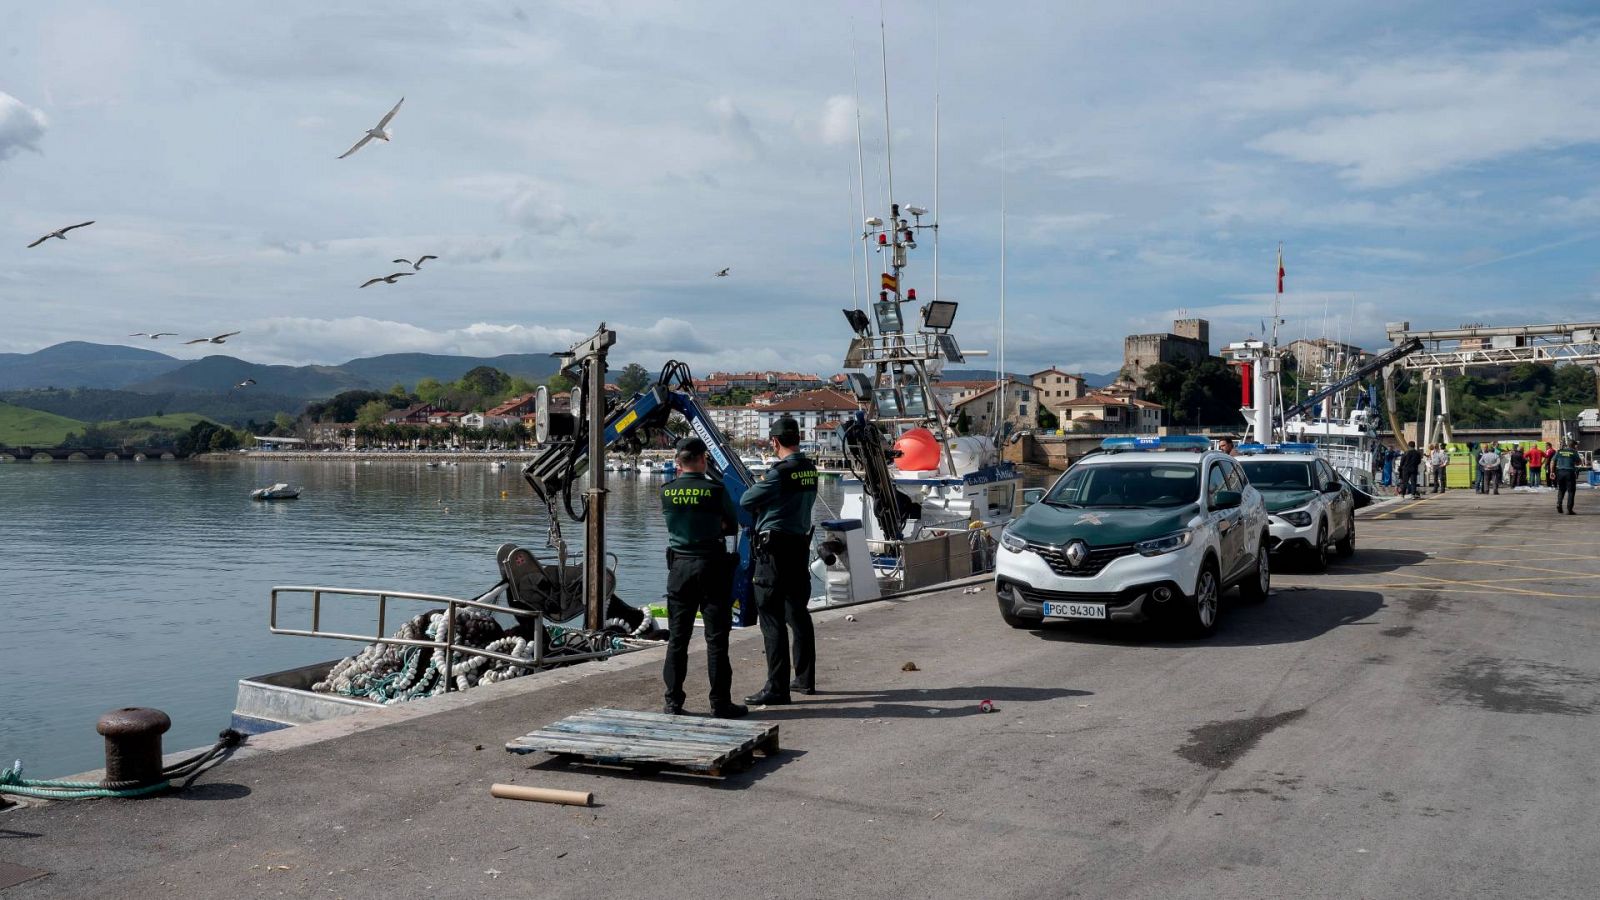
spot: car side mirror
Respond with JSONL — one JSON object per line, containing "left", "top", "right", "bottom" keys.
{"left": 1213, "top": 489, "right": 1242, "bottom": 509}
{"left": 1323, "top": 481, "right": 1342, "bottom": 493}
{"left": 1021, "top": 488, "right": 1045, "bottom": 508}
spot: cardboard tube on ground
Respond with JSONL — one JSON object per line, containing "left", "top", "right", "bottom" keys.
{"left": 491, "top": 783, "right": 594, "bottom": 807}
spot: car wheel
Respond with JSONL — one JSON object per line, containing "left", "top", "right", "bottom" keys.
{"left": 1238, "top": 538, "right": 1270, "bottom": 604}
{"left": 1334, "top": 512, "right": 1355, "bottom": 558}
{"left": 998, "top": 597, "right": 1031, "bottom": 630}
{"left": 1186, "top": 563, "right": 1222, "bottom": 637}
{"left": 1307, "top": 520, "right": 1329, "bottom": 571}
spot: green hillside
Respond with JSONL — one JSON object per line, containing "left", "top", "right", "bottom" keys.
{"left": 0, "top": 402, "right": 85, "bottom": 445}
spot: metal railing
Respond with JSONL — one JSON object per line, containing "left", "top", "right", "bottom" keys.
{"left": 269, "top": 584, "right": 629, "bottom": 692}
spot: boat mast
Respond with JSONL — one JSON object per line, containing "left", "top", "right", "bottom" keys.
{"left": 851, "top": 29, "right": 872, "bottom": 309}
{"left": 932, "top": 1, "right": 940, "bottom": 310}
{"left": 997, "top": 119, "right": 1007, "bottom": 441}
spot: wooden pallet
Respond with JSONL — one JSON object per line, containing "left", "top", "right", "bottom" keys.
{"left": 505, "top": 707, "right": 780, "bottom": 777}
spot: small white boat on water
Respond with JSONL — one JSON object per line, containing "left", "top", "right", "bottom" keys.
{"left": 489, "top": 460, "right": 507, "bottom": 471}
{"left": 251, "top": 483, "right": 302, "bottom": 501}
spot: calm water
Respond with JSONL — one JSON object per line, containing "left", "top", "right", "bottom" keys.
{"left": 0, "top": 459, "right": 853, "bottom": 778}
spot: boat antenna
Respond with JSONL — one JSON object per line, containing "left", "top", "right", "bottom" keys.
{"left": 879, "top": 1, "right": 896, "bottom": 208}
{"left": 932, "top": 0, "right": 940, "bottom": 308}
{"left": 997, "top": 117, "right": 1007, "bottom": 441}
{"left": 849, "top": 177, "right": 860, "bottom": 310}
{"left": 851, "top": 24, "right": 872, "bottom": 308}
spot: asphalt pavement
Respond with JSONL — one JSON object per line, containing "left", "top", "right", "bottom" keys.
{"left": 3, "top": 486, "right": 1598, "bottom": 899}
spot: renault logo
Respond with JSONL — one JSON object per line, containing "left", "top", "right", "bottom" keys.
{"left": 1065, "top": 540, "right": 1089, "bottom": 568}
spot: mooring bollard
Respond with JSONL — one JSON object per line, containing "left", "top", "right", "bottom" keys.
{"left": 96, "top": 707, "right": 171, "bottom": 788}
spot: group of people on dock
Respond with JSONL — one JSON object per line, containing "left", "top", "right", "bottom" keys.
{"left": 656, "top": 415, "right": 818, "bottom": 719}
{"left": 1385, "top": 439, "right": 1586, "bottom": 515}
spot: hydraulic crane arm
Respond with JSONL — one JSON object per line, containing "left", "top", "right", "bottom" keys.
{"left": 520, "top": 361, "right": 762, "bottom": 625}
{"left": 1278, "top": 337, "right": 1423, "bottom": 425}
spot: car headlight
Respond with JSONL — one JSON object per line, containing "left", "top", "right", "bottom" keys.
{"left": 1135, "top": 529, "right": 1193, "bottom": 557}
{"left": 999, "top": 527, "right": 1028, "bottom": 554}
{"left": 1279, "top": 510, "right": 1313, "bottom": 527}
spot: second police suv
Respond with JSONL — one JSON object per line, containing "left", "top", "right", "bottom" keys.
{"left": 1234, "top": 443, "right": 1356, "bottom": 571}
{"left": 995, "top": 436, "right": 1271, "bottom": 637}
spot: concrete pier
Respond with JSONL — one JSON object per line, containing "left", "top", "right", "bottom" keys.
{"left": 5, "top": 488, "right": 1599, "bottom": 899}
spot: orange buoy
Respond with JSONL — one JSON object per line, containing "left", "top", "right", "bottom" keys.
{"left": 893, "top": 427, "right": 941, "bottom": 471}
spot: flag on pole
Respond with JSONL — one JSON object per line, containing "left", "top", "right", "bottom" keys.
{"left": 1277, "top": 247, "right": 1285, "bottom": 294}
{"left": 881, "top": 272, "right": 899, "bottom": 294}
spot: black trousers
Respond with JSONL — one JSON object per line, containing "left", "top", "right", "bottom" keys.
{"left": 662, "top": 552, "right": 733, "bottom": 708}
{"left": 1556, "top": 473, "right": 1577, "bottom": 513}
{"left": 753, "top": 534, "right": 814, "bottom": 696}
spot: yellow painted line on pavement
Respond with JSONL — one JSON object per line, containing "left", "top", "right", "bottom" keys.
{"left": 1373, "top": 498, "right": 1431, "bottom": 519}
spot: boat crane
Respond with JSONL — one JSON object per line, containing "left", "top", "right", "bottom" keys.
{"left": 521, "top": 329, "right": 762, "bottom": 626}
{"left": 1383, "top": 321, "right": 1600, "bottom": 446}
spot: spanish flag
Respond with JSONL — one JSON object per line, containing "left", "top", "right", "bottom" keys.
{"left": 881, "top": 271, "right": 898, "bottom": 294}
{"left": 1277, "top": 247, "right": 1285, "bottom": 294}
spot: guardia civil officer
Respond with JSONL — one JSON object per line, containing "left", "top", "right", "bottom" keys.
{"left": 740, "top": 416, "right": 820, "bottom": 706}
{"left": 1551, "top": 439, "right": 1582, "bottom": 516}
{"left": 659, "top": 437, "right": 747, "bottom": 718}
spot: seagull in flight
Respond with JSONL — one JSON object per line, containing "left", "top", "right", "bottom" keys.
{"left": 129, "top": 332, "right": 178, "bottom": 340}
{"left": 234, "top": 378, "right": 257, "bottom": 389}
{"left": 392, "top": 255, "right": 438, "bottom": 270}
{"left": 337, "top": 97, "right": 405, "bottom": 159}
{"left": 714, "top": 267, "right": 730, "bottom": 277}
{"left": 184, "top": 331, "right": 241, "bottom": 345}
{"left": 360, "top": 272, "right": 414, "bottom": 288}
{"left": 27, "top": 221, "right": 96, "bottom": 248}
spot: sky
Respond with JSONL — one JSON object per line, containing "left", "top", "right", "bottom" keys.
{"left": 3, "top": 1, "right": 1600, "bottom": 377}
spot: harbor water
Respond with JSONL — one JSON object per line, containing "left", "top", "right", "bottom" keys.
{"left": 0, "top": 458, "right": 865, "bottom": 779}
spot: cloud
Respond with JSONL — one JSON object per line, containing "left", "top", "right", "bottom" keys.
{"left": 818, "top": 95, "right": 855, "bottom": 145}
{"left": 232, "top": 316, "right": 721, "bottom": 365}
{"left": 504, "top": 182, "right": 579, "bottom": 235}
{"left": 1225, "top": 35, "right": 1600, "bottom": 186}
{"left": 0, "top": 92, "right": 48, "bottom": 161}
{"left": 708, "top": 95, "right": 762, "bottom": 157}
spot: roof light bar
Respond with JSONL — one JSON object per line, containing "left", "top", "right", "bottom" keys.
{"left": 1099, "top": 435, "right": 1212, "bottom": 452}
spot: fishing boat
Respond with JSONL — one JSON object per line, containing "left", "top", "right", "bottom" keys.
{"left": 817, "top": 44, "right": 1022, "bottom": 600}
{"left": 250, "top": 483, "right": 301, "bottom": 501}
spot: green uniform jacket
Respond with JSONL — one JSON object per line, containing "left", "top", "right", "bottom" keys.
{"left": 1552, "top": 448, "right": 1582, "bottom": 473}
{"left": 740, "top": 452, "right": 819, "bottom": 535}
{"left": 660, "top": 471, "right": 737, "bottom": 557}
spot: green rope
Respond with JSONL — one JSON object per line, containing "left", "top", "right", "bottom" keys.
{"left": 1, "top": 763, "right": 169, "bottom": 800}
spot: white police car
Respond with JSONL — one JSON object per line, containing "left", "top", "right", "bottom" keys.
{"left": 996, "top": 436, "right": 1271, "bottom": 636}
{"left": 1235, "top": 444, "right": 1355, "bottom": 571}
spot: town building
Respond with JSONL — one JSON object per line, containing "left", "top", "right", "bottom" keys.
{"left": 1284, "top": 338, "right": 1371, "bottom": 377}
{"left": 1056, "top": 392, "right": 1163, "bottom": 434}
{"left": 461, "top": 412, "right": 519, "bottom": 430}
{"left": 383, "top": 402, "right": 442, "bottom": 425}
{"left": 1030, "top": 368, "right": 1088, "bottom": 418}
{"left": 705, "top": 389, "right": 858, "bottom": 445}
{"left": 1123, "top": 318, "right": 1210, "bottom": 386}
{"left": 486, "top": 394, "right": 539, "bottom": 419}
{"left": 952, "top": 377, "right": 1035, "bottom": 435}
{"left": 692, "top": 371, "right": 827, "bottom": 395}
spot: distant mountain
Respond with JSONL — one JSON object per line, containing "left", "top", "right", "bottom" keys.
{"left": 336, "top": 352, "right": 563, "bottom": 390}
{"left": 126, "top": 350, "right": 564, "bottom": 399}
{"left": 1082, "top": 370, "right": 1118, "bottom": 388}
{"left": 1, "top": 387, "right": 311, "bottom": 428}
{"left": 0, "top": 342, "right": 185, "bottom": 390}
{"left": 126, "top": 355, "right": 373, "bottom": 398}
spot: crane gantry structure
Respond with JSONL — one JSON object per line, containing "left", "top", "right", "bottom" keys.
{"left": 1382, "top": 321, "right": 1600, "bottom": 446}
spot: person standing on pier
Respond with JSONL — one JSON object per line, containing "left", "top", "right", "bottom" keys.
{"left": 1398, "top": 441, "right": 1423, "bottom": 499}
{"left": 1527, "top": 443, "right": 1545, "bottom": 487}
{"left": 741, "top": 415, "right": 819, "bottom": 706}
{"left": 1552, "top": 440, "right": 1582, "bottom": 515}
{"left": 1510, "top": 445, "right": 1527, "bottom": 488}
{"left": 658, "top": 437, "right": 747, "bottom": 719}
{"left": 1429, "top": 444, "right": 1449, "bottom": 493}
{"left": 1478, "top": 444, "right": 1502, "bottom": 495}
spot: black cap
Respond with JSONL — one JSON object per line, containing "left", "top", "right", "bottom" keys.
{"left": 675, "top": 436, "right": 708, "bottom": 455}
{"left": 769, "top": 416, "right": 800, "bottom": 438}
